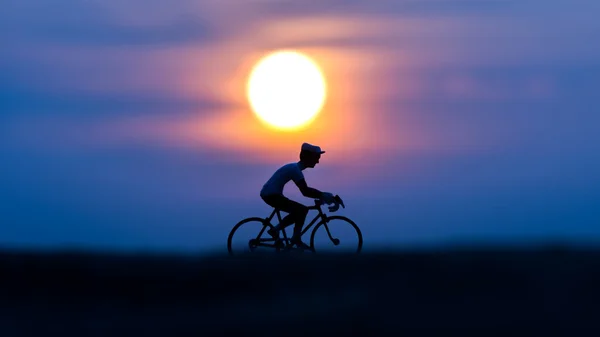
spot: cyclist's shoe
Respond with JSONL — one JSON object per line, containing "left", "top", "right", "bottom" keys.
{"left": 291, "top": 238, "right": 312, "bottom": 251}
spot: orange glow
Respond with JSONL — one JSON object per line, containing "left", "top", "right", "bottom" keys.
{"left": 188, "top": 47, "right": 385, "bottom": 159}
{"left": 101, "top": 15, "right": 487, "bottom": 180}
{"left": 114, "top": 44, "right": 422, "bottom": 168}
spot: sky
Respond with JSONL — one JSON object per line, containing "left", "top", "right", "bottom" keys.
{"left": 1, "top": 0, "right": 600, "bottom": 253}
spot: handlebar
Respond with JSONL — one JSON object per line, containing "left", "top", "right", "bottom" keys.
{"left": 314, "top": 195, "right": 345, "bottom": 212}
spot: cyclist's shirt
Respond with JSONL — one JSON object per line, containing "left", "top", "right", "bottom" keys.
{"left": 260, "top": 162, "right": 304, "bottom": 197}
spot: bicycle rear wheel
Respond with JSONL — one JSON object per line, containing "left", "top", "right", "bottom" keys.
{"left": 309, "top": 215, "right": 363, "bottom": 254}
{"left": 227, "top": 217, "right": 279, "bottom": 256}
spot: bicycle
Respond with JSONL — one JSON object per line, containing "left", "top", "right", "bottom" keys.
{"left": 227, "top": 195, "right": 363, "bottom": 255}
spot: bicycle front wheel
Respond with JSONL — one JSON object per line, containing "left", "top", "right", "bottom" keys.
{"left": 227, "top": 217, "right": 278, "bottom": 256}
{"left": 310, "top": 215, "right": 363, "bottom": 254}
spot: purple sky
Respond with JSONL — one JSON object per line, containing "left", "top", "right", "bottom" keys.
{"left": 2, "top": 0, "right": 600, "bottom": 253}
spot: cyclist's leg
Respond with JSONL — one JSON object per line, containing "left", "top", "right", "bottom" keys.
{"left": 262, "top": 195, "right": 291, "bottom": 229}
{"left": 262, "top": 195, "right": 308, "bottom": 240}
{"left": 282, "top": 200, "right": 309, "bottom": 241}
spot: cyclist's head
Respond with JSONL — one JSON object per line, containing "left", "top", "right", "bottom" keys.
{"left": 299, "top": 142, "right": 325, "bottom": 168}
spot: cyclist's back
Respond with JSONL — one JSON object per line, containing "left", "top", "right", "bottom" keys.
{"left": 260, "top": 162, "right": 304, "bottom": 197}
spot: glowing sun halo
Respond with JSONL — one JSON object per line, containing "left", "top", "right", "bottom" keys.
{"left": 246, "top": 51, "right": 327, "bottom": 130}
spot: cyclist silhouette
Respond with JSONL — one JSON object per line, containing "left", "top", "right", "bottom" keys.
{"left": 260, "top": 142, "right": 336, "bottom": 250}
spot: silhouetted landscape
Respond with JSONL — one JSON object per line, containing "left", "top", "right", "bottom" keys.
{"left": 1, "top": 246, "right": 600, "bottom": 336}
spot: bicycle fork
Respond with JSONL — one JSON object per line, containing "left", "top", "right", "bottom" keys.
{"left": 322, "top": 222, "right": 340, "bottom": 246}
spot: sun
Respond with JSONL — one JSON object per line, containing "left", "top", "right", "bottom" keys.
{"left": 246, "top": 50, "right": 327, "bottom": 131}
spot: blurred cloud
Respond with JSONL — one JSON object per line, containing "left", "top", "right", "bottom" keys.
{"left": 3, "top": 0, "right": 598, "bottom": 166}
{"left": 1, "top": 0, "right": 216, "bottom": 46}
{"left": 2, "top": 0, "right": 598, "bottom": 177}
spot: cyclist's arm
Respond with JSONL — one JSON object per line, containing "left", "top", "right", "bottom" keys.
{"left": 294, "top": 179, "right": 323, "bottom": 199}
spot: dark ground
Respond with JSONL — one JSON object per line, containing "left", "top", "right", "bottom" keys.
{"left": 1, "top": 246, "right": 600, "bottom": 337}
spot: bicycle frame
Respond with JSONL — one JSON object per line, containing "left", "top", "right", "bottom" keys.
{"left": 227, "top": 195, "right": 358, "bottom": 254}
{"left": 263, "top": 200, "right": 328, "bottom": 243}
